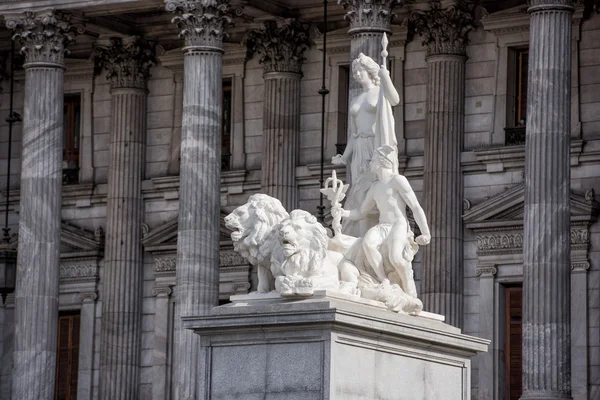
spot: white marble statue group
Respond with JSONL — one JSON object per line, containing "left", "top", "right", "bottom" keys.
{"left": 225, "top": 35, "right": 431, "bottom": 315}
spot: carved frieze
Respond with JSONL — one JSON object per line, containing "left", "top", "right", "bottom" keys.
{"left": 6, "top": 11, "right": 84, "bottom": 66}
{"left": 244, "top": 19, "right": 311, "bottom": 74}
{"left": 155, "top": 257, "right": 177, "bottom": 273}
{"left": 60, "top": 264, "right": 99, "bottom": 282}
{"left": 409, "top": 1, "right": 476, "bottom": 57}
{"left": 337, "top": 0, "right": 404, "bottom": 34}
{"left": 166, "top": 0, "right": 235, "bottom": 49}
{"left": 94, "top": 37, "right": 156, "bottom": 90}
{"left": 476, "top": 229, "right": 590, "bottom": 255}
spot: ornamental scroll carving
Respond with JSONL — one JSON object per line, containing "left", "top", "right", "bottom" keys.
{"left": 60, "top": 264, "right": 98, "bottom": 281}
{"left": 244, "top": 19, "right": 311, "bottom": 74}
{"left": 166, "top": 0, "right": 235, "bottom": 49}
{"left": 409, "top": 0, "right": 476, "bottom": 56}
{"left": 155, "top": 257, "right": 177, "bottom": 272}
{"left": 154, "top": 252, "right": 247, "bottom": 272}
{"left": 94, "top": 37, "right": 156, "bottom": 90}
{"left": 6, "top": 11, "right": 85, "bottom": 66}
{"left": 477, "top": 229, "right": 589, "bottom": 253}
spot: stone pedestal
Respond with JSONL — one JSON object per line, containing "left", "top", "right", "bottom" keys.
{"left": 184, "top": 292, "right": 488, "bottom": 400}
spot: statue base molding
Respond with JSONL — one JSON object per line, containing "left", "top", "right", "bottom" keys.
{"left": 183, "top": 293, "right": 488, "bottom": 400}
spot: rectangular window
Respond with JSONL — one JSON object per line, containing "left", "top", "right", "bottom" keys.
{"left": 336, "top": 65, "right": 350, "bottom": 155}
{"left": 55, "top": 311, "right": 80, "bottom": 400}
{"left": 515, "top": 49, "right": 529, "bottom": 127}
{"left": 505, "top": 285, "right": 522, "bottom": 400}
{"left": 222, "top": 79, "right": 232, "bottom": 171}
{"left": 63, "top": 94, "right": 81, "bottom": 185}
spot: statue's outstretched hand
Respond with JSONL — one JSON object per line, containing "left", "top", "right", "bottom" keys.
{"left": 331, "top": 154, "right": 346, "bottom": 165}
{"left": 415, "top": 234, "right": 431, "bottom": 246}
{"left": 331, "top": 204, "right": 348, "bottom": 220}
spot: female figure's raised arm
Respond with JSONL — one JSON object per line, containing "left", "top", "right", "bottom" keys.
{"left": 378, "top": 68, "right": 399, "bottom": 106}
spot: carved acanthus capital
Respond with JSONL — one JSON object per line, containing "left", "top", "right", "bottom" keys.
{"left": 94, "top": 37, "right": 156, "bottom": 90}
{"left": 338, "top": 0, "right": 405, "bottom": 34}
{"left": 244, "top": 19, "right": 311, "bottom": 74}
{"left": 6, "top": 10, "right": 84, "bottom": 67}
{"left": 409, "top": 1, "right": 476, "bottom": 57}
{"left": 166, "top": 0, "right": 235, "bottom": 50}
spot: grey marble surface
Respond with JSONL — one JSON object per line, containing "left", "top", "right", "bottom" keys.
{"left": 522, "top": 2, "right": 574, "bottom": 399}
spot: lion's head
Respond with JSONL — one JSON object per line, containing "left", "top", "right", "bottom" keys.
{"left": 278, "top": 210, "right": 329, "bottom": 276}
{"left": 224, "top": 194, "right": 289, "bottom": 266}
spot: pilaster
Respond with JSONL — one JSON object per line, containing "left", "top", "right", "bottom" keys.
{"left": 245, "top": 19, "right": 310, "bottom": 210}
{"left": 152, "top": 286, "right": 172, "bottom": 400}
{"left": 521, "top": 1, "right": 574, "bottom": 399}
{"left": 166, "top": 1, "right": 235, "bottom": 398}
{"left": 94, "top": 36, "right": 155, "bottom": 400}
{"left": 410, "top": 0, "right": 475, "bottom": 328}
{"left": 5, "top": 10, "right": 82, "bottom": 400}
{"left": 77, "top": 291, "right": 98, "bottom": 400}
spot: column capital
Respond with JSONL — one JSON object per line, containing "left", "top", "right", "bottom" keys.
{"left": 152, "top": 285, "right": 173, "bottom": 298}
{"left": 166, "top": 0, "right": 236, "bottom": 52}
{"left": 244, "top": 19, "right": 310, "bottom": 74}
{"left": 571, "top": 262, "right": 590, "bottom": 273}
{"left": 409, "top": 0, "right": 476, "bottom": 57}
{"left": 93, "top": 36, "right": 156, "bottom": 90}
{"left": 79, "top": 291, "right": 98, "bottom": 304}
{"left": 6, "top": 10, "right": 84, "bottom": 67}
{"left": 476, "top": 265, "right": 498, "bottom": 278}
{"left": 338, "top": 0, "right": 404, "bottom": 35}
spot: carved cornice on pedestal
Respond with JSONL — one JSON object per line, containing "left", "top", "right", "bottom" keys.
{"left": 94, "top": 36, "right": 156, "bottom": 90}
{"left": 244, "top": 19, "right": 311, "bottom": 74}
{"left": 409, "top": 1, "right": 476, "bottom": 57}
{"left": 166, "top": 0, "right": 235, "bottom": 51}
{"left": 6, "top": 10, "right": 84, "bottom": 67}
{"left": 338, "top": 0, "right": 404, "bottom": 34}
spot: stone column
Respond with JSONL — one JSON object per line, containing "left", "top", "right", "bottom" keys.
{"left": 166, "top": 1, "right": 234, "bottom": 398}
{"left": 245, "top": 20, "right": 310, "bottom": 211}
{"left": 5, "top": 11, "right": 81, "bottom": 400}
{"left": 77, "top": 292, "right": 98, "bottom": 400}
{"left": 338, "top": 0, "right": 403, "bottom": 102}
{"left": 410, "top": 1, "right": 474, "bottom": 328}
{"left": 94, "top": 36, "right": 155, "bottom": 400}
{"left": 521, "top": 1, "right": 573, "bottom": 398}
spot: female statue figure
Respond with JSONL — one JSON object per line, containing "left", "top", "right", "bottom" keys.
{"left": 332, "top": 50, "right": 400, "bottom": 236}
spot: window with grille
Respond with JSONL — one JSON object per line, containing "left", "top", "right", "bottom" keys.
{"left": 505, "top": 48, "right": 528, "bottom": 145}
{"left": 515, "top": 49, "right": 529, "bottom": 127}
{"left": 55, "top": 311, "right": 80, "bottom": 400}
{"left": 63, "top": 94, "right": 81, "bottom": 185}
{"left": 505, "top": 285, "right": 522, "bottom": 400}
{"left": 222, "top": 79, "right": 232, "bottom": 171}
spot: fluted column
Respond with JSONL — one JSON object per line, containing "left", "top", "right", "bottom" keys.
{"left": 410, "top": 1, "right": 474, "bottom": 328}
{"left": 246, "top": 20, "right": 310, "bottom": 210}
{"left": 338, "top": 0, "right": 403, "bottom": 100}
{"left": 6, "top": 11, "right": 82, "bottom": 400}
{"left": 94, "top": 36, "right": 155, "bottom": 400}
{"left": 166, "top": 1, "right": 234, "bottom": 398}
{"left": 521, "top": 1, "right": 573, "bottom": 399}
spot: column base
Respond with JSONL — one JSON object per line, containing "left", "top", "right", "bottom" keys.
{"left": 184, "top": 291, "right": 488, "bottom": 400}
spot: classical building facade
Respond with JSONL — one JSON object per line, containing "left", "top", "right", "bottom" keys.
{"left": 0, "top": 0, "right": 599, "bottom": 399}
